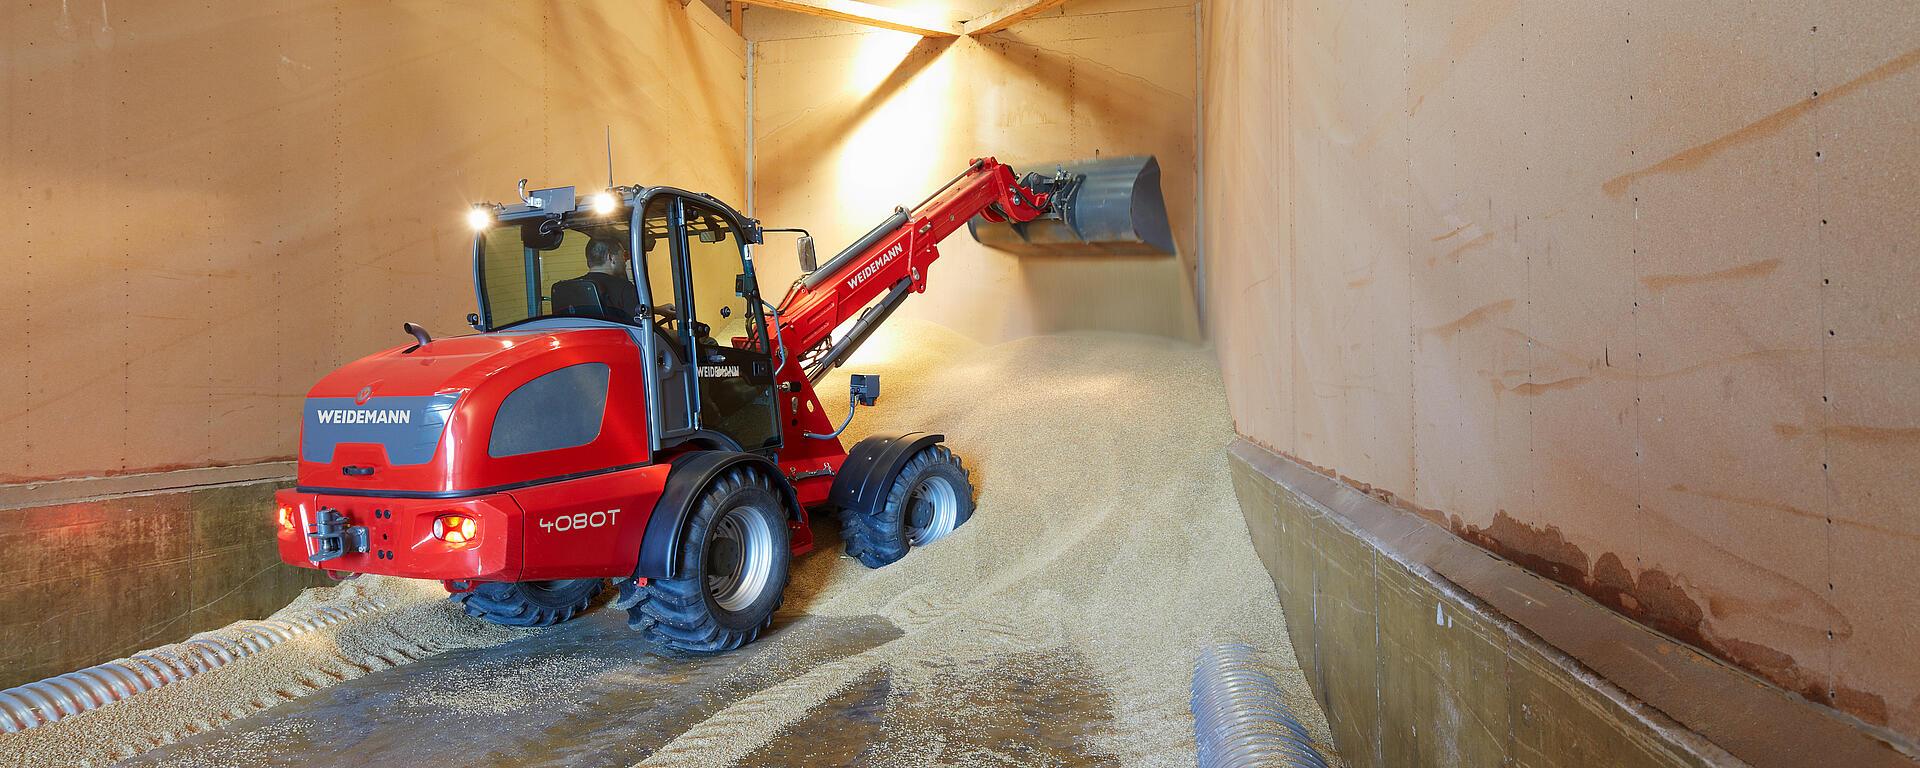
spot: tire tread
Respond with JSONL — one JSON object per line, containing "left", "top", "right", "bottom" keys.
{"left": 839, "top": 445, "right": 973, "bottom": 569}
{"left": 452, "top": 579, "right": 602, "bottom": 627}
{"left": 625, "top": 467, "right": 789, "bottom": 655}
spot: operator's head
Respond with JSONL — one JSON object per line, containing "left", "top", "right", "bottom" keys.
{"left": 586, "top": 237, "right": 628, "bottom": 273}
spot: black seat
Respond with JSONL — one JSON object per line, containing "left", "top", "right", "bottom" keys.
{"left": 551, "top": 278, "right": 610, "bottom": 319}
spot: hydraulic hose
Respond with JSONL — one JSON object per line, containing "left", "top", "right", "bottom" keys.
{"left": 911, "top": 158, "right": 987, "bottom": 212}
{"left": 804, "top": 394, "right": 859, "bottom": 440}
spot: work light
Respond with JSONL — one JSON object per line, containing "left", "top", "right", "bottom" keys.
{"left": 433, "top": 514, "right": 478, "bottom": 544}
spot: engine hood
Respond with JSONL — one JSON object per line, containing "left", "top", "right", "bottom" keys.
{"left": 297, "top": 327, "right": 650, "bottom": 494}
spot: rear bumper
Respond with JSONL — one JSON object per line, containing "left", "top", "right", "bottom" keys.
{"left": 274, "top": 489, "right": 521, "bottom": 582}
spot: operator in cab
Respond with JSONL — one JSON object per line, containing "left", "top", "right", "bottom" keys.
{"left": 579, "top": 236, "right": 643, "bottom": 321}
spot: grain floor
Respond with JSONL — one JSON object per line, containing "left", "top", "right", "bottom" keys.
{"left": 1, "top": 320, "right": 1337, "bottom": 767}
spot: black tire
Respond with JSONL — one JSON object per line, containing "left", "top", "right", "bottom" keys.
{"left": 842, "top": 445, "right": 974, "bottom": 568}
{"left": 453, "top": 578, "right": 603, "bottom": 627}
{"left": 624, "top": 467, "right": 791, "bottom": 654}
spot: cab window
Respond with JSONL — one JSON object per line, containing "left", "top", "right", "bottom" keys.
{"left": 476, "top": 217, "right": 634, "bottom": 328}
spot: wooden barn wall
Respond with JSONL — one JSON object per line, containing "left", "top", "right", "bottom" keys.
{"left": 1201, "top": 0, "right": 1920, "bottom": 743}
{"left": 745, "top": 0, "right": 1202, "bottom": 345}
{"left": 0, "top": 0, "right": 747, "bottom": 483}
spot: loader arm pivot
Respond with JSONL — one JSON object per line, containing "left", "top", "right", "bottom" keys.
{"left": 774, "top": 158, "right": 1050, "bottom": 375}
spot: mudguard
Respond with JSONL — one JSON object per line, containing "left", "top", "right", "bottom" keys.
{"left": 635, "top": 451, "right": 800, "bottom": 580}
{"left": 828, "top": 432, "right": 945, "bottom": 519}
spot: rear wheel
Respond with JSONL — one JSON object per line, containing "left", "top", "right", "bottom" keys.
{"left": 453, "top": 578, "right": 603, "bottom": 627}
{"left": 842, "top": 445, "right": 974, "bottom": 568}
{"left": 624, "top": 467, "right": 791, "bottom": 654}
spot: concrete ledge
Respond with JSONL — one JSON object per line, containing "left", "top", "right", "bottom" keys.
{"left": 1228, "top": 439, "right": 1917, "bottom": 768}
{"left": 0, "top": 462, "right": 297, "bottom": 511}
{"left": 0, "top": 471, "right": 326, "bottom": 689}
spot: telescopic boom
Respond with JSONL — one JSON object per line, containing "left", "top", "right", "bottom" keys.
{"left": 774, "top": 158, "right": 1051, "bottom": 377}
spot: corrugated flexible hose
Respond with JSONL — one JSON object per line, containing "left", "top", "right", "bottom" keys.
{"left": 0, "top": 599, "right": 388, "bottom": 733}
{"left": 1191, "top": 643, "right": 1331, "bottom": 768}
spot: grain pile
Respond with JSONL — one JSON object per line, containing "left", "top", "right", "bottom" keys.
{"left": 0, "top": 320, "right": 1338, "bottom": 767}
{"left": 652, "top": 320, "right": 1339, "bottom": 766}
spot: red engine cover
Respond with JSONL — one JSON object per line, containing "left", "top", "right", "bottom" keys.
{"left": 279, "top": 325, "right": 828, "bottom": 583}
{"left": 296, "top": 328, "right": 652, "bottom": 495}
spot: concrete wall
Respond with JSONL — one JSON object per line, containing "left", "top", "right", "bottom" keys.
{"left": 1201, "top": 0, "right": 1920, "bottom": 745}
{"left": 745, "top": 0, "right": 1202, "bottom": 345}
{"left": 1231, "top": 440, "right": 1915, "bottom": 768}
{"left": 0, "top": 0, "right": 747, "bottom": 483}
{"left": 0, "top": 470, "right": 326, "bottom": 690}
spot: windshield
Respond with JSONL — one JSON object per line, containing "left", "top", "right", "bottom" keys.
{"left": 475, "top": 213, "right": 642, "bottom": 329}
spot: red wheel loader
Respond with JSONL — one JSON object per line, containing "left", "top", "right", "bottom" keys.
{"left": 273, "top": 156, "right": 1174, "bottom": 653}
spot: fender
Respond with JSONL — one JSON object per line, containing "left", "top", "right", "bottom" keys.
{"left": 828, "top": 432, "right": 945, "bottom": 519}
{"left": 635, "top": 451, "right": 801, "bottom": 580}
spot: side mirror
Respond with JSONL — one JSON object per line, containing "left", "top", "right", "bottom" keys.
{"left": 797, "top": 235, "right": 818, "bottom": 273}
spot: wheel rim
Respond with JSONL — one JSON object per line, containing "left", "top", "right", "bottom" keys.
{"left": 905, "top": 475, "right": 961, "bottom": 546}
{"left": 706, "top": 504, "right": 776, "bottom": 612}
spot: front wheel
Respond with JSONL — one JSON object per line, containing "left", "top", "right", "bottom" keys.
{"left": 842, "top": 445, "right": 974, "bottom": 568}
{"left": 624, "top": 467, "right": 791, "bottom": 654}
{"left": 453, "top": 578, "right": 603, "bottom": 627}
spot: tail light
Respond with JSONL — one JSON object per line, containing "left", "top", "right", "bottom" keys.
{"left": 277, "top": 506, "right": 296, "bottom": 530}
{"left": 433, "top": 514, "right": 478, "bottom": 545}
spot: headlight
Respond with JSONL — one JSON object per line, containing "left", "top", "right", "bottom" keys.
{"left": 466, "top": 207, "right": 493, "bottom": 231}
{"left": 591, "top": 192, "right": 618, "bottom": 216}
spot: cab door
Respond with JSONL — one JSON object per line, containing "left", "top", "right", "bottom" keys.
{"left": 645, "top": 194, "right": 781, "bottom": 453}
{"left": 636, "top": 196, "right": 697, "bottom": 445}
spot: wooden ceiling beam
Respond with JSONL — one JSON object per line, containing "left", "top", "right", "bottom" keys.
{"left": 733, "top": 0, "right": 961, "bottom": 37}
{"left": 960, "top": 0, "right": 1068, "bottom": 36}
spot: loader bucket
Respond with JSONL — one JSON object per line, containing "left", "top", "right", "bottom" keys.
{"left": 967, "top": 155, "right": 1177, "bottom": 257}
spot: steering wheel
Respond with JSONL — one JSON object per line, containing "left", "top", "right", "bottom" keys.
{"left": 649, "top": 303, "right": 713, "bottom": 342}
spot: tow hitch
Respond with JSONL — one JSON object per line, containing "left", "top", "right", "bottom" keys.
{"left": 307, "top": 508, "right": 370, "bottom": 564}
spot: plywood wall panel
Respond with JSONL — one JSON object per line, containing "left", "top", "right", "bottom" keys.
{"left": 1813, "top": 10, "right": 1920, "bottom": 732}
{"left": 1204, "top": 0, "right": 1920, "bottom": 742}
{"left": 1404, "top": 0, "right": 1534, "bottom": 528}
{"left": 1, "top": 0, "right": 746, "bottom": 483}
{"left": 1477, "top": 0, "right": 1644, "bottom": 602}
{"left": 0, "top": 19, "right": 23, "bottom": 478}
{"left": 1200, "top": 0, "right": 1291, "bottom": 450}
{"left": 12, "top": 9, "right": 127, "bottom": 479}
{"left": 1282, "top": 0, "right": 1415, "bottom": 496}
{"left": 1620, "top": 1, "right": 1837, "bottom": 712}
{"left": 747, "top": 0, "right": 1201, "bottom": 345}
